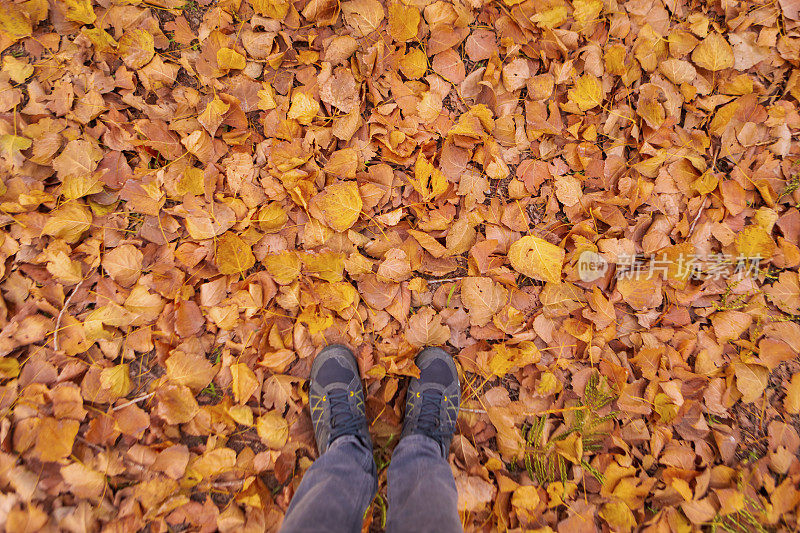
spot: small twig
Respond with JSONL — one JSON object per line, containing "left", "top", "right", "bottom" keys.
{"left": 112, "top": 392, "right": 156, "bottom": 411}
{"left": 426, "top": 277, "right": 465, "bottom": 284}
{"left": 54, "top": 278, "right": 86, "bottom": 352}
{"left": 688, "top": 196, "right": 708, "bottom": 237}
{"left": 212, "top": 479, "right": 246, "bottom": 488}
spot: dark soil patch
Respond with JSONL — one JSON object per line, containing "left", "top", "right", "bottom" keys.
{"left": 129, "top": 349, "right": 163, "bottom": 397}
{"left": 732, "top": 401, "right": 769, "bottom": 464}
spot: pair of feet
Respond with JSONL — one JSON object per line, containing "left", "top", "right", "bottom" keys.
{"left": 308, "top": 345, "right": 460, "bottom": 457}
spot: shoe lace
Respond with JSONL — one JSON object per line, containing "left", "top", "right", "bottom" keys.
{"left": 416, "top": 390, "right": 448, "bottom": 440}
{"left": 328, "top": 389, "right": 362, "bottom": 441}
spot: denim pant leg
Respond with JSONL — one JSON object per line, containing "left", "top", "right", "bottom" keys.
{"left": 385, "top": 435, "right": 463, "bottom": 533}
{"left": 280, "top": 436, "right": 377, "bottom": 533}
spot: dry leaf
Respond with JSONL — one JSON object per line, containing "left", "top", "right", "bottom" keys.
{"left": 406, "top": 307, "right": 450, "bottom": 346}
{"left": 508, "top": 236, "right": 565, "bottom": 283}
{"left": 692, "top": 33, "right": 735, "bottom": 71}
{"left": 461, "top": 277, "right": 508, "bottom": 327}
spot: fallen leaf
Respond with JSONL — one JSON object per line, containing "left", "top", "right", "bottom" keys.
{"left": 568, "top": 74, "right": 603, "bottom": 111}
{"left": 461, "top": 277, "right": 508, "bottom": 327}
{"left": 406, "top": 307, "right": 450, "bottom": 346}
{"left": 256, "top": 411, "right": 289, "bottom": 449}
{"left": 692, "top": 32, "right": 735, "bottom": 71}
{"left": 216, "top": 232, "right": 255, "bottom": 275}
{"left": 508, "top": 236, "right": 565, "bottom": 283}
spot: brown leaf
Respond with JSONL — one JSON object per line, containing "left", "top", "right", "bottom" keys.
{"left": 461, "top": 277, "right": 508, "bottom": 327}
{"left": 406, "top": 307, "right": 450, "bottom": 347}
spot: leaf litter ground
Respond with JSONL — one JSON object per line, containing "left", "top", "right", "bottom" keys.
{"left": 1, "top": 0, "right": 800, "bottom": 531}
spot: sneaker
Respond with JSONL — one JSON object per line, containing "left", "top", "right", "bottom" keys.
{"left": 308, "top": 345, "right": 371, "bottom": 454}
{"left": 401, "top": 347, "right": 460, "bottom": 456}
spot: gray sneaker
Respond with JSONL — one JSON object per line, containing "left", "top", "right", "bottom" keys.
{"left": 308, "top": 345, "right": 371, "bottom": 454}
{"left": 401, "top": 347, "right": 460, "bottom": 456}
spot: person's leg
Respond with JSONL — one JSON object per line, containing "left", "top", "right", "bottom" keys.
{"left": 385, "top": 347, "right": 463, "bottom": 533}
{"left": 279, "top": 345, "right": 376, "bottom": 533}
{"left": 385, "top": 434, "right": 462, "bottom": 533}
{"left": 280, "top": 435, "right": 377, "bottom": 533}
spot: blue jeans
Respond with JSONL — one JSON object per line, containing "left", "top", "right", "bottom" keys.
{"left": 280, "top": 434, "right": 463, "bottom": 533}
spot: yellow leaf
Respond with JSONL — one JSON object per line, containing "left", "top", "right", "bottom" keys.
{"left": 400, "top": 48, "right": 427, "bottom": 79}
{"left": 198, "top": 96, "right": 231, "bottom": 136}
{"left": 735, "top": 225, "right": 776, "bottom": 260}
{"left": 177, "top": 167, "right": 205, "bottom": 196}
{"left": 600, "top": 500, "right": 636, "bottom": 531}
{"left": 0, "top": 134, "right": 31, "bottom": 167}
{"left": 165, "top": 351, "right": 216, "bottom": 392}
{"left": 62, "top": 174, "right": 103, "bottom": 200}
{"left": 117, "top": 29, "right": 155, "bottom": 70}
{"left": 191, "top": 448, "right": 236, "bottom": 479}
{"left": 309, "top": 181, "right": 362, "bottom": 232}
{"left": 531, "top": 5, "right": 568, "bottom": 28}
{"left": 572, "top": 0, "right": 602, "bottom": 28}
{"left": 41, "top": 202, "right": 93, "bottom": 243}
{"left": 654, "top": 393, "right": 678, "bottom": 423}
{"left": 692, "top": 171, "right": 718, "bottom": 194}
{"left": 301, "top": 251, "right": 345, "bottom": 282}
{"left": 227, "top": 404, "right": 254, "bottom": 426}
{"left": 2, "top": 55, "right": 33, "bottom": 83}
{"left": 81, "top": 26, "right": 117, "bottom": 53}
{"left": 554, "top": 431, "right": 583, "bottom": 464}
{"left": 257, "top": 85, "right": 277, "bottom": 110}
{"left": 0, "top": 6, "right": 32, "bottom": 39}
{"left": 511, "top": 485, "right": 540, "bottom": 517}
{"left": 671, "top": 478, "right": 693, "bottom": 502}
{"left": 256, "top": 411, "right": 288, "bottom": 449}
{"left": 410, "top": 153, "right": 448, "bottom": 202}
{"left": 388, "top": 3, "right": 419, "bottom": 42}
{"left": 0, "top": 357, "right": 20, "bottom": 379}
{"left": 64, "top": 0, "right": 95, "bottom": 25}
{"left": 250, "top": 0, "right": 290, "bottom": 19}
{"left": 691, "top": 32, "right": 734, "bottom": 71}
{"left": 508, "top": 235, "right": 565, "bottom": 283}
{"left": 99, "top": 364, "right": 132, "bottom": 399}
{"left": 568, "top": 74, "right": 603, "bottom": 111}
{"left": 216, "top": 232, "right": 256, "bottom": 275}
{"left": 34, "top": 417, "right": 79, "bottom": 462}
{"left": 217, "top": 47, "right": 246, "bottom": 70}
{"left": 231, "top": 363, "right": 258, "bottom": 404}
{"left": 537, "top": 371, "right": 562, "bottom": 396}
{"left": 264, "top": 251, "right": 301, "bottom": 285}
{"left": 316, "top": 281, "right": 358, "bottom": 312}
{"left": 488, "top": 344, "right": 517, "bottom": 378}
{"left": 298, "top": 306, "right": 334, "bottom": 334}
{"left": 287, "top": 91, "right": 320, "bottom": 125}
{"left": 257, "top": 201, "right": 287, "bottom": 232}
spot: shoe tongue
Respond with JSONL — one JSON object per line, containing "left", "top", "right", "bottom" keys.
{"left": 420, "top": 359, "right": 452, "bottom": 387}
{"left": 316, "top": 359, "right": 353, "bottom": 387}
